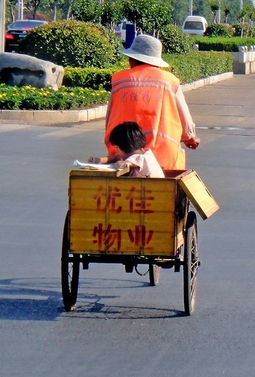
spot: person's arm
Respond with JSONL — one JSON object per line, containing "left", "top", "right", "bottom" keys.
{"left": 105, "top": 94, "right": 112, "bottom": 127}
{"left": 175, "top": 86, "right": 200, "bottom": 149}
{"left": 112, "top": 160, "right": 136, "bottom": 170}
{"left": 88, "top": 155, "right": 120, "bottom": 164}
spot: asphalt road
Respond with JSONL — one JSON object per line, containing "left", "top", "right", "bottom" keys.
{"left": 0, "top": 75, "right": 255, "bottom": 377}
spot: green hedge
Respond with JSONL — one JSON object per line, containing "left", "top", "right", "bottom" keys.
{"left": 64, "top": 51, "right": 233, "bottom": 88}
{"left": 18, "top": 20, "right": 123, "bottom": 68}
{"left": 63, "top": 67, "right": 113, "bottom": 91}
{"left": 165, "top": 51, "right": 233, "bottom": 83}
{"left": 0, "top": 51, "right": 233, "bottom": 110}
{"left": 160, "top": 24, "right": 191, "bottom": 54}
{"left": 193, "top": 36, "right": 255, "bottom": 52}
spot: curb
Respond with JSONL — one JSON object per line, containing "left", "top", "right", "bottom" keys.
{"left": 0, "top": 104, "right": 108, "bottom": 124}
{"left": 0, "top": 72, "right": 233, "bottom": 124}
{"left": 181, "top": 71, "right": 233, "bottom": 92}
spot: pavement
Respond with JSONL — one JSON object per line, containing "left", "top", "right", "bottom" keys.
{"left": 185, "top": 73, "right": 255, "bottom": 131}
{"left": 0, "top": 72, "right": 234, "bottom": 125}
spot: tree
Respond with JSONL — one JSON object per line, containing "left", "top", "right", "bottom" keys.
{"left": 25, "top": 0, "right": 51, "bottom": 19}
{"left": 238, "top": 3, "right": 255, "bottom": 23}
{"left": 26, "top": 0, "right": 42, "bottom": 18}
{"left": 42, "top": 0, "right": 65, "bottom": 21}
{"left": 71, "top": 0, "right": 101, "bottom": 23}
{"left": 100, "top": 0, "right": 123, "bottom": 31}
{"left": 6, "top": 0, "right": 17, "bottom": 22}
{"left": 209, "top": 0, "right": 220, "bottom": 23}
{"left": 120, "top": 0, "right": 172, "bottom": 36}
{"left": 223, "top": 3, "right": 231, "bottom": 23}
{"left": 193, "top": 0, "right": 213, "bottom": 22}
{"left": 237, "top": 3, "right": 255, "bottom": 36}
{"left": 171, "top": 0, "right": 188, "bottom": 26}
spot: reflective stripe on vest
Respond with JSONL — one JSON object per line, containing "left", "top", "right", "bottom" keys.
{"left": 144, "top": 130, "right": 181, "bottom": 146}
{"left": 111, "top": 77, "right": 178, "bottom": 94}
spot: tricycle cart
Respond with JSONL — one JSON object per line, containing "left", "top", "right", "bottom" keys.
{"left": 61, "top": 168, "right": 219, "bottom": 315}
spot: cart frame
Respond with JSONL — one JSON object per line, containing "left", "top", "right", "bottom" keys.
{"left": 61, "top": 169, "right": 219, "bottom": 315}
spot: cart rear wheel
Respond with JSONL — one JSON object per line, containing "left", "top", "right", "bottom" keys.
{"left": 61, "top": 212, "right": 80, "bottom": 312}
{"left": 149, "top": 264, "right": 161, "bottom": 286}
{"left": 183, "top": 211, "right": 199, "bottom": 315}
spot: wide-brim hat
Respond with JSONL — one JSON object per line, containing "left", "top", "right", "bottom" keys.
{"left": 119, "top": 34, "right": 169, "bottom": 68}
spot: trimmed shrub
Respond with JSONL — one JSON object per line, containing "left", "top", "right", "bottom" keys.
{"left": 164, "top": 51, "right": 232, "bottom": 83}
{"left": 160, "top": 24, "right": 191, "bottom": 54}
{"left": 18, "top": 20, "right": 123, "bottom": 68}
{"left": 63, "top": 67, "right": 113, "bottom": 91}
{"left": 63, "top": 56, "right": 128, "bottom": 90}
{"left": 63, "top": 51, "right": 233, "bottom": 90}
{"left": 204, "top": 24, "right": 234, "bottom": 37}
{"left": 193, "top": 36, "right": 255, "bottom": 52}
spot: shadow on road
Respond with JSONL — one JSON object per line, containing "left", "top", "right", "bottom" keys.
{"left": 65, "top": 302, "right": 184, "bottom": 320}
{"left": 62, "top": 277, "right": 185, "bottom": 319}
{"left": 0, "top": 276, "right": 185, "bottom": 321}
{"left": 0, "top": 277, "right": 62, "bottom": 321}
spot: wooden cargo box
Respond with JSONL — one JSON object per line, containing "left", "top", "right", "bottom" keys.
{"left": 68, "top": 169, "right": 219, "bottom": 256}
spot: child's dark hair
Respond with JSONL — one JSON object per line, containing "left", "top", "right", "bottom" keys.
{"left": 109, "top": 122, "right": 146, "bottom": 154}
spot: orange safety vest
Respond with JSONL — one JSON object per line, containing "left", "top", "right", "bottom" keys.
{"left": 105, "top": 64, "right": 185, "bottom": 170}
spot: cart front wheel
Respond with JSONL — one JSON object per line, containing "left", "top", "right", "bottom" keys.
{"left": 61, "top": 212, "right": 80, "bottom": 312}
{"left": 183, "top": 211, "right": 199, "bottom": 315}
{"left": 149, "top": 264, "right": 161, "bottom": 286}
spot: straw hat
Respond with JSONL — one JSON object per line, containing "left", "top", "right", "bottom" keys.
{"left": 119, "top": 34, "right": 169, "bottom": 68}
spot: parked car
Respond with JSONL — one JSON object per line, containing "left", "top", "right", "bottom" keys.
{"left": 5, "top": 19, "right": 47, "bottom": 52}
{"left": 182, "top": 15, "right": 208, "bottom": 36}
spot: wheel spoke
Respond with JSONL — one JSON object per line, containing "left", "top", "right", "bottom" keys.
{"left": 183, "top": 211, "right": 199, "bottom": 315}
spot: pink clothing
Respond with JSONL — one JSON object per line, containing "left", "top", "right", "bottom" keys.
{"left": 125, "top": 149, "right": 165, "bottom": 178}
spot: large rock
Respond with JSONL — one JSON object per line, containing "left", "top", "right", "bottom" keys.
{"left": 0, "top": 52, "right": 64, "bottom": 90}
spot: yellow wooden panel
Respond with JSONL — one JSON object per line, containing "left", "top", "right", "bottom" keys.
{"left": 70, "top": 189, "right": 175, "bottom": 213}
{"left": 70, "top": 174, "right": 176, "bottom": 192}
{"left": 70, "top": 207, "right": 176, "bottom": 254}
{"left": 179, "top": 170, "right": 220, "bottom": 220}
{"left": 69, "top": 172, "right": 178, "bottom": 255}
{"left": 70, "top": 177, "right": 175, "bottom": 212}
{"left": 70, "top": 229, "right": 175, "bottom": 255}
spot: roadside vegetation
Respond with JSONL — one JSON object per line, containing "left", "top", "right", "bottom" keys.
{"left": 0, "top": 84, "right": 109, "bottom": 110}
{"left": 2, "top": 0, "right": 255, "bottom": 110}
{"left": 0, "top": 50, "right": 232, "bottom": 110}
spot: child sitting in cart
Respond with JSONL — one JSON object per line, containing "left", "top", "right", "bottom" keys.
{"left": 88, "top": 122, "right": 164, "bottom": 178}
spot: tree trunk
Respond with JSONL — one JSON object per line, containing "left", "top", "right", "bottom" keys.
{"left": 54, "top": 4, "right": 57, "bottom": 21}
{"left": 66, "top": 0, "right": 74, "bottom": 19}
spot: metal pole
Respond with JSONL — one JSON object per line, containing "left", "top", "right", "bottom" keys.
{"left": 18, "top": 0, "right": 24, "bottom": 20}
{"left": 240, "top": 0, "right": 243, "bottom": 11}
{"left": 0, "top": 0, "right": 5, "bottom": 53}
{"left": 189, "top": 0, "right": 193, "bottom": 16}
{"left": 217, "top": 0, "right": 221, "bottom": 24}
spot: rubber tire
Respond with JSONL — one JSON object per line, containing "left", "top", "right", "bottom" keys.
{"left": 183, "top": 211, "right": 199, "bottom": 315}
{"left": 149, "top": 264, "right": 161, "bottom": 286}
{"left": 61, "top": 212, "right": 80, "bottom": 311}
